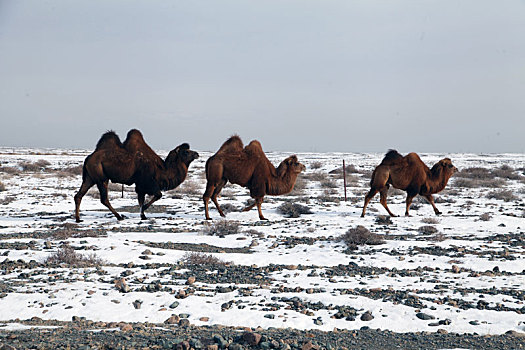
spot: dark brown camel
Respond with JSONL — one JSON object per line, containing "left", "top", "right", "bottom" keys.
{"left": 74, "top": 129, "right": 199, "bottom": 222}
{"left": 203, "top": 135, "right": 306, "bottom": 220}
{"left": 361, "top": 150, "right": 457, "bottom": 217}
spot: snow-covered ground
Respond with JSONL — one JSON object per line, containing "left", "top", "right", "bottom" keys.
{"left": 0, "top": 147, "right": 524, "bottom": 335}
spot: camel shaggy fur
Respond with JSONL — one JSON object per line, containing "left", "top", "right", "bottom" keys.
{"left": 74, "top": 129, "right": 199, "bottom": 222}
{"left": 203, "top": 135, "right": 306, "bottom": 220}
{"left": 361, "top": 150, "right": 457, "bottom": 217}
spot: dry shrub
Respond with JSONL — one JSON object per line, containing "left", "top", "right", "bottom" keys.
{"left": 179, "top": 252, "right": 230, "bottom": 266}
{"left": 177, "top": 179, "right": 201, "bottom": 196}
{"left": 291, "top": 176, "right": 307, "bottom": 195}
{"left": 45, "top": 245, "right": 105, "bottom": 267}
{"left": 340, "top": 225, "right": 384, "bottom": 246}
{"left": 479, "top": 213, "right": 492, "bottom": 221}
{"left": 456, "top": 167, "right": 494, "bottom": 180}
{"left": 61, "top": 165, "right": 83, "bottom": 176}
{"left": 454, "top": 178, "right": 505, "bottom": 188}
{"left": 19, "top": 159, "right": 51, "bottom": 172}
{"left": 486, "top": 190, "right": 517, "bottom": 202}
{"left": 219, "top": 203, "right": 239, "bottom": 214}
{"left": 421, "top": 217, "right": 439, "bottom": 224}
{"left": 320, "top": 178, "right": 338, "bottom": 188}
{"left": 305, "top": 171, "right": 329, "bottom": 182}
{"left": 429, "top": 233, "right": 447, "bottom": 242}
{"left": 0, "top": 166, "right": 19, "bottom": 175}
{"left": 492, "top": 165, "right": 521, "bottom": 180}
{"left": 316, "top": 190, "right": 340, "bottom": 203}
{"left": 418, "top": 225, "right": 438, "bottom": 234}
{"left": 329, "top": 164, "right": 360, "bottom": 174}
{"left": 0, "top": 195, "right": 16, "bottom": 205}
{"left": 310, "top": 161, "right": 323, "bottom": 170}
{"left": 204, "top": 220, "right": 240, "bottom": 236}
{"left": 277, "top": 202, "right": 312, "bottom": 218}
{"left": 0, "top": 181, "right": 5, "bottom": 192}
{"left": 375, "top": 215, "right": 392, "bottom": 225}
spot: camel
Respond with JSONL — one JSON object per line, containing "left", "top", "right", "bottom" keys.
{"left": 361, "top": 150, "right": 457, "bottom": 217}
{"left": 203, "top": 135, "right": 306, "bottom": 220}
{"left": 74, "top": 129, "right": 199, "bottom": 222}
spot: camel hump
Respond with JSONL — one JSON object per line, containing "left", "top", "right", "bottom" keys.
{"left": 95, "top": 131, "right": 123, "bottom": 150}
{"left": 381, "top": 149, "right": 403, "bottom": 165}
{"left": 217, "top": 135, "right": 244, "bottom": 153}
{"left": 124, "top": 129, "right": 145, "bottom": 145}
{"left": 245, "top": 140, "right": 264, "bottom": 155}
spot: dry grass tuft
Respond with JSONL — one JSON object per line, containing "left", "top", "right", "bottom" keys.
{"left": 45, "top": 245, "right": 105, "bottom": 267}
{"left": 486, "top": 190, "right": 517, "bottom": 202}
{"left": 0, "top": 181, "right": 5, "bottom": 192}
{"left": 203, "top": 220, "right": 240, "bottom": 236}
{"left": 340, "top": 225, "right": 385, "bottom": 246}
{"left": 277, "top": 202, "right": 312, "bottom": 218}
{"left": 179, "top": 252, "right": 231, "bottom": 266}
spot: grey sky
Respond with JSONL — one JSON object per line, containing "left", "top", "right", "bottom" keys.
{"left": 0, "top": 1, "right": 524, "bottom": 153}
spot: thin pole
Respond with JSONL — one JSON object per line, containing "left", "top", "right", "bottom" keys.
{"left": 343, "top": 159, "right": 347, "bottom": 202}
{"left": 121, "top": 184, "right": 124, "bottom": 198}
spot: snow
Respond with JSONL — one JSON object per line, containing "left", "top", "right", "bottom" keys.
{"left": 0, "top": 147, "right": 524, "bottom": 335}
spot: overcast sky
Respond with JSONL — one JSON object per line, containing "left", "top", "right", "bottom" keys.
{"left": 0, "top": 1, "right": 524, "bottom": 153}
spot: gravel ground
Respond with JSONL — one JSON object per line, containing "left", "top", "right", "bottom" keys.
{"left": 1, "top": 320, "right": 525, "bottom": 349}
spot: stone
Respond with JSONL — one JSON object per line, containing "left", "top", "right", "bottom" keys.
{"left": 179, "top": 318, "right": 190, "bottom": 327}
{"left": 187, "top": 276, "right": 196, "bottom": 285}
{"left": 169, "top": 301, "right": 180, "bottom": 309}
{"left": 119, "top": 323, "right": 133, "bottom": 331}
{"left": 360, "top": 311, "right": 374, "bottom": 321}
{"left": 451, "top": 265, "right": 460, "bottom": 273}
{"left": 164, "top": 315, "right": 180, "bottom": 324}
{"left": 115, "top": 278, "right": 130, "bottom": 293}
{"left": 416, "top": 312, "right": 435, "bottom": 320}
{"left": 199, "top": 317, "right": 209, "bottom": 322}
{"left": 243, "top": 331, "right": 262, "bottom": 345}
{"left": 133, "top": 300, "right": 143, "bottom": 309}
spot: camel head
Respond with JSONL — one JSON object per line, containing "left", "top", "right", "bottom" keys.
{"left": 165, "top": 143, "right": 199, "bottom": 167}
{"left": 278, "top": 155, "right": 306, "bottom": 178}
{"left": 437, "top": 158, "right": 458, "bottom": 178}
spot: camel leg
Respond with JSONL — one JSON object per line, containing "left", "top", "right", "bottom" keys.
{"left": 74, "top": 177, "right": 95, "bottom": 222}
{"left": 423, "top": 194, "right": 442, "bottom": 215}
{"left": 141, "top": 192, "right": 162, "bottom": 220}
{"left": 98, "top": 181, "right": 123, "bottom": 221}
{"left": 255, "top": 197, "right": 267, "bottom": 220}
{"left": 137, "top": 192, "right": 146, "bottom": 220}
{"left": 379, "top": 187, "right": 397, "bottom": 217}
{"left": 211, "top": 179, "right": 227, "bottom": 217}
{"left": 203, "top": 183, "right": 216, "bottom": 220}
{"left": 404, "top": 193, "right": 417, "bottom": 217}
{"left": 361, "top": 188, "right": 379, "bottom": 217}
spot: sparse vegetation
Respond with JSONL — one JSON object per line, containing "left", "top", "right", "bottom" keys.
{"left": 179, "top": 252, "right": 231, "bottom": 266}
{"left": 418, "top": 225, "right": 438, "bottom": 234}
{"left": 0, "top": 181, "right": 5, "bottom": 192}
{"left": 340, "top": 225, "right": 385, "bottom": 246}
{"left": 375, "top": 215, "right": 392, "bottom": 225}
{"left": 19, "top": 159, "right": 51, "bottom": 172}
{"left": 203, "top": 220, "right": 240, "bottom": 236}
{"left": 177, "top": 179, "right": 201, "bottom": 196}
{"left": 421, "top": 217, "right": 440, "bottom": 224}
{"left": 479, "top": 213, "right": 492, "bottom": 221}
{"left": 310, "top": 161, "right": 323, "bottom": 170}
{"left": 45, "top": 245, "right": 104, "bottom": 267}
{"left": 486, "top": 190, "right": 517, "bottom": 202}
{"left": 277, "top": 202, "right": 312, "bottom": 218}
{"left": 429, "top": 233, "right": 447, "bottom": 242}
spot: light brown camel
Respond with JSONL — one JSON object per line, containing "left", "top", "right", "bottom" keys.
{"left": 361, "top": 150, "right": 457, "bottom": 217}
{"left": 203, "top": 135, "right": 306, "bottom": 220}
{"left": 74, "top": 129, "right": 199, "bottom": 222}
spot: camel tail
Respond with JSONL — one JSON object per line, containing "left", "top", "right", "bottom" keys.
{"left": 95, "top": 131, "right": 123, "bottom": 150}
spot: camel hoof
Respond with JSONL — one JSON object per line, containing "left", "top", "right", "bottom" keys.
{"left": 141, "top": 216, "right": 147, "bottom": 220}
{"left": 435, "top": 211, "right": 442, "bottom": 216}
{"left": 219, "top": 213, "right": 226, "bottom": 217}
{"left": 360, "top": 214, "right": 365, "bottom": 218}
{"left": 259, "top": 217, "right": 268, "bottom": 221}
{"left": 75, "top": 218, "right": 83, "bottom": 223}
